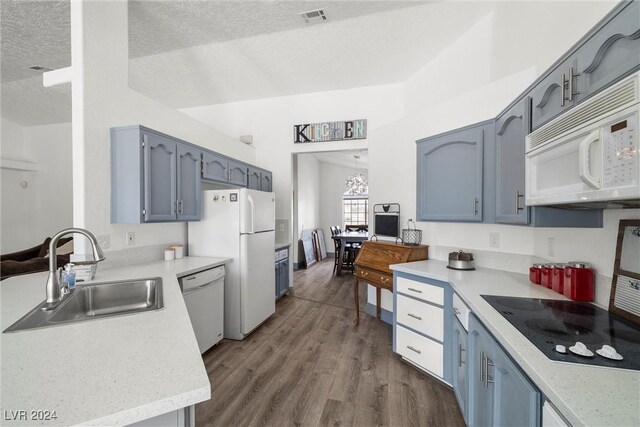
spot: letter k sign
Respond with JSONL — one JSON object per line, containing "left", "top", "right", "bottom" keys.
{"left": 294, "top": 124, "right": 311, "bottom": 143}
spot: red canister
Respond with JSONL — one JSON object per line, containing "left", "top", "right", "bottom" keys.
{"left": 529, "top": 264, "right": 544, "bottom": 284}
{"left": 563, "top": 262, "right": 594, "bottom": 301}
{"left": 540, "top": 264, "right": 554, "bottom": 288}
{"left": 552, "top": 264, "right": 566, "bottom": 294}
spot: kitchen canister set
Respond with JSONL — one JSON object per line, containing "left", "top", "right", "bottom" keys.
{"left": 529, "top": 262, "right": 594, "bottom": 301}
{"left": 164, "top": 244, "right": 184, "bottom": 261}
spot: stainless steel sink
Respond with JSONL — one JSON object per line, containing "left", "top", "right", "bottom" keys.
{"left": 4, "top": 278, "right": 164, "bottom": 333}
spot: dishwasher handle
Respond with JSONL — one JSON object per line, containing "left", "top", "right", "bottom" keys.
{"left": 182, "top": 279, "right": 223, "bottom": 296}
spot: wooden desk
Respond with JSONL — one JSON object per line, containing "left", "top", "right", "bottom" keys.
{"left": 332, "top": 231, "right": 369, "bottom": 276}
{"left": 353, "top": 241, "right": 428, "bottom": 325}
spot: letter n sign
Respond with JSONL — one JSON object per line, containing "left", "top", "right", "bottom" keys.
{"left": 293, "top": 119, "right": 367, "bottom": 143}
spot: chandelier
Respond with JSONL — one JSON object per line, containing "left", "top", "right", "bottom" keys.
{"left": 345, "top": 154, "right": 368, "bottom": 195}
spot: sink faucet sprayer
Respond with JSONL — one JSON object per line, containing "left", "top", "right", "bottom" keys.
{"left": 45, "top": 228, "right": 106, "bottom": 305}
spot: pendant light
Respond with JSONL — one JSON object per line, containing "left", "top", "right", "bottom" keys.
{"left": 345, "top": 154, "right": 368, "bottom": 195}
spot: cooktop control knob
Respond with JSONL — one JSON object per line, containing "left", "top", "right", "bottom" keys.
{"left": 569, "top": 341, "right": 594, "bottom": 357}
{"left": 555, "top": 344, "right": 567, "bottom": 354}
{"left": 596, "top": 345, "right": 624, "bottom": 361}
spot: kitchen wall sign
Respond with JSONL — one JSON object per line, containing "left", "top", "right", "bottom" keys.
{"left": 293, "top": 119, "right": 367, "bottom": 143}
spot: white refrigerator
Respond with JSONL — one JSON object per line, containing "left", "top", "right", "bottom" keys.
{"left": 188, "top": 189, "right": 276, "bottom": 340}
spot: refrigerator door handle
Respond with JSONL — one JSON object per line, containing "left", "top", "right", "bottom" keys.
{"left": 247, "top": 193, "right": 255, "bottom": 233}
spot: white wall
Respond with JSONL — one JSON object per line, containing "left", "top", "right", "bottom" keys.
{"left": 294, "top": 153, "right": 321, "bottom": 262}
{"left": 70, "top": 1, "right": 254, "bottom": 255}
{"left": 180, "top": 1, "right": 626, "bottom": 311}
{"left": 1, "top": 118, "right": 73, "bottom": 253}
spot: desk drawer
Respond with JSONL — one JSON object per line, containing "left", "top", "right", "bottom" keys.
{"left": 397, "top": 294, "right": 443, "bottom": 341}
{"left": 396, "top": 324, "right": 443, "bottom": 378}
{"left": 397, "top": 276, "right": 444, "bottom": 306}
{"left": 355, "top": 267, "right": 392, "bottom": 289}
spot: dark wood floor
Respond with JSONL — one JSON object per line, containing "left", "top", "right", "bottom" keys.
{"left": 196, "top": 258, "right": 465, "bottom": 427}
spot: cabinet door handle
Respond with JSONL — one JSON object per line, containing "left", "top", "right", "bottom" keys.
{"left": 459, "top": 344, "right": 465, "bottom": 367}
{"left": 474, "top": 198, "right": 479, "bottom": 215}
{"left": 407, "top": 345, "right": 422, "bottom": 355}
{"left": 561, "top": 73, "right": 567, "bottom": 107}
{"left": 407, "top": 287, "right": 422, "bottom": 294}
{"left": 484, "top": 354, "right": 495, "bottom": 387}
{"left": 453, "top": 307, "right": 461, "bottom": 315}
{"left": 480, "top": 351, "right": 486, "bottom": 384}
{"left": 186, "top": 276, "right": 196, "bottom": 281}
{"left": 515, "top": 190, "right": 524, "bottom": 214}
{"left": 381, "top": 276, "right": 390, "bottom": 284}
{"left": 360, "top": 270, "right": 368, "bottom": 277}
{"left": 407, "top": 313, "right": 422, "bottom": 321}
{"left": 568, "top": 66, "right": 579, "bottom": 101}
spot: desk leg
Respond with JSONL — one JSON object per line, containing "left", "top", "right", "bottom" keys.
{"left": 376, "top": 287, "right": 381, "bottom": 319}
{"left": 337, "top": 241, "right": 345, "bottom": 276}
{"left": 353, "top": 278, "right": 360, "bottom": 326}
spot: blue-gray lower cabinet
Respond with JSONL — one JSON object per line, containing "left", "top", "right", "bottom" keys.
{"left": 416, "top": 120, "right": 495, "bottom": 223}
{"left": 275, "top": 247, "right": 289, "bottom": 299}
{"left": 468, "top": 314, "right": 540, "bottom": 427}
{"left": 393, "top": 272, "right": 453, "bottom": 385}
{"left": 111, "top": 125, "right": 201, "bottom": 223}
{"left": 452, "top": 316, "right": 469, "bottom": 424}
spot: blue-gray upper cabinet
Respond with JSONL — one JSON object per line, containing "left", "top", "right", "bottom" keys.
{"left": 261, "top": 170, "right": 273, "bottom": 192}
{"left": 495, "top": 99, "right": 529, "bottom": 224}
{"left": 228, "top": 160, "right": 248, "bottom": 187}
{"left": 577, "top": 0, "right": 640, "bottom": 102}
{"left": 417, "top": 121, "right": 494, "bottom": 222}
{"left": 468, "top": 315, "right": 540, "bottom": 427}
{"left": 177, "top": 144, "right": 201, "bottom": 221}
{"left": 202, "top": 152, "right": 230, "bottom": 183}
{"left": 530, "top": 55, "right": 578, "bottom": 130}
{"left": 247, "top": 167, "right": 261, "bottom": 190}
{"left": 111, "top": 126, "right": 200, "bottom": 223}
{"left": 144, "top": 132, "right": 178, "bottom": 222}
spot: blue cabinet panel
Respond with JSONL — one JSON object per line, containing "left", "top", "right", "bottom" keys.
{"left": 144, "top": 132, "right": 177, "bottom": 222}
{"left": 177, "top": 144, "right": 201, "bottom": 221}
{"left": 248, "top": 167, "right": 261, "bottom": 190}
{"left": 417, "top": 124, "right": 488, "bottom": 222}
{"left": 453, "top": 316, "right": 469, "bottom": 423}
{"left": 228, "top": 160, "right": 248, "bottom": 187}
{"left": 202, "top": 152, "right": 229, "bottom": 183}
{"left": 493, "top": 347, "right": 540, "bottom": 427}
{"left": 577, "top": 0, "right": 640, "bottom": 102}
{"left": 261, "top": 170, "right": 273, "bottom": 192}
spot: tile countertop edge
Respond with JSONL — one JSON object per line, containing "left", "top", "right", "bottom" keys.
{"left": 390, "top": 259, "right": 640, "bottom": 427}
{"left": 1, "top": 256, "right": 231, "bottom": 427}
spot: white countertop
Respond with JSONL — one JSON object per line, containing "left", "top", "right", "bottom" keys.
{"left": 391, "top": 260, "right": 640, "bottom": 427}
{"left": 275, "top": 241, "right": 291, "bottom": 250}
{"left": 1, "top": 256, "right": 230, "bottom": 426}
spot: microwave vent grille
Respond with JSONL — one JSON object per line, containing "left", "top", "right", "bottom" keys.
{"left": 528, "top": 75, "right": 638, "bottom": 151}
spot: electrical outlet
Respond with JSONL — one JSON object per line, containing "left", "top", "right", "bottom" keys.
{"left": 279, "top": 223, "right": 285, "bottom": 232}
{"left": 126, "top": 231, "right": 136, "bottom": 246}
{"left": 97, "top": 235, "right": 110, "bottom": 249}
{"left": 547, "top": 237, "right": 555, "bottom": 257}
{"left": 489, "top": 232, "right": 500, "bottom": 248}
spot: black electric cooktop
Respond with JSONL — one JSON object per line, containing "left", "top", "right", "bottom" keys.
{"left": 482, "top": 295, "right": 640, "bottom": 371}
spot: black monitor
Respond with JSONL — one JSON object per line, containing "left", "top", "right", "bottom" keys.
{"left": 374, "top": 214, "right": 399, "bottom": 238}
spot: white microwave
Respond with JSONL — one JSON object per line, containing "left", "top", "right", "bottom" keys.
{"left": 525, "top": 71, "right": 640, "bottom": 208}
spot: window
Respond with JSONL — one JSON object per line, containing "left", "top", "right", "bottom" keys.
{"left": 343, "top": 195, "right": 368, "bottom": 227}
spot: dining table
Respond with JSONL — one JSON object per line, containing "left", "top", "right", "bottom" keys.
{"left": 332, "top": 231, "right": 369, "bottom": 276}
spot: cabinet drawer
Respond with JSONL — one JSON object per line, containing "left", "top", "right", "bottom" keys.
{"left": 396, "top": 294, "right": 444, "bottom": 341}
{"left": 396, "top": 325, "right": 443, "bottom": 378}
{"left": 397, "top": 276, "right": 444, "bottom": 305}
{"left": 355, "top": 267, "right": 392, "bottom": 289}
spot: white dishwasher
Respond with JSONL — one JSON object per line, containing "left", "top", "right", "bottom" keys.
{"left": 179, "top": 266, "right": 225, "bottom": 354}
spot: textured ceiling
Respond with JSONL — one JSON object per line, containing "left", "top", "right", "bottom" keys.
{"left": 128, "top": 2, "right": 495, "bottom": 108}
{"left": 127, "top": 1, "right": 420, "bottom": 58}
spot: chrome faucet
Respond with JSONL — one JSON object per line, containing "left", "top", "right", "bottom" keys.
{"left": 45, "top": 228, "right": 106, "bottom": 305}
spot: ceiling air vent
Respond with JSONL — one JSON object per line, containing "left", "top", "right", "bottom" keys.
{"left": 300, "top": 9, "right": 327, "bottom": 25}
